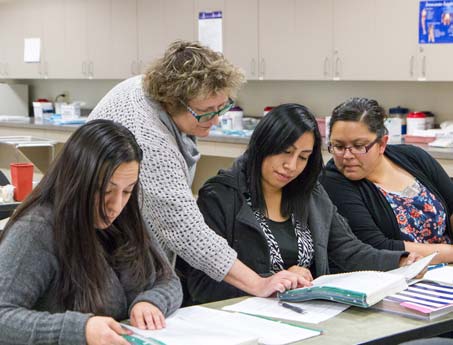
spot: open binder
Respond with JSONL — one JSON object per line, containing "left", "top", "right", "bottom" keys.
{"left": 278, "top": 253, "right": 437, "bottom": 308}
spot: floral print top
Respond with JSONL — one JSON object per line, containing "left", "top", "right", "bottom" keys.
{"left": 377, "top": 180, "right": 451, "bottom": 244}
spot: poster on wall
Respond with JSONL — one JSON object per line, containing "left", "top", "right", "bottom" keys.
{"left": 198, "top": 11, "right": 223, "bottom": 53}
{"left": 419, "top": 1, "right": 453, "bottom": 43}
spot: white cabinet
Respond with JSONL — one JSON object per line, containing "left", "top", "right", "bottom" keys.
{"left": 201, "top": 0, "right": 333, "bottom": 81}
{"left": 137, "top": 0, "right": 195, "bottom": 74}
{"left": 85, "top": 0, "right": 111, "bottom": 79}
{"left": 41, "top": 0, "right": 67, "bottom": 78}
{"left": 421, "top": 44, "right": 453, "bottom": 81}
{"left": 111, "top": 0, "right": 138, "bottom": 79}
{"left": 195, "top": 0, "right": 260, "bottom": 80}
{"left": 0, "top": 1, "right": 21, "bottom": 78}
{"left": 63, "top": 0, "right": 111, "bottom": 79}
{"left": 374, "top": 0, "right": 453, "bottom": 82}
{"left": 0, "top": 0, "right": 66, "bottom": 79}
{"left": 223, "top": 0, "right": 259, "bottom": 80}
{"left": 332, "top": 0, "right": 377, "bottom": 80}
{"left": 259, "top": 0, "right": 333, "bottom": 80}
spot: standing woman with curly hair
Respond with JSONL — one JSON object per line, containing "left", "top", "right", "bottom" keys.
{"left": 88, "top": 41, "right": 305, "bottom": 299}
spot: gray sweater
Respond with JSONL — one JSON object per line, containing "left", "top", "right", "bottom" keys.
{"left": 0, "top": 205, "right": 182, "bottom": 345}
{"left": 88, "top": 76, "right": 237, "bottom": 281}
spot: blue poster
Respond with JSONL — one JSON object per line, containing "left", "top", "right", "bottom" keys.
{"left": 419, "top": 1, "right": 453, "bottom": 44}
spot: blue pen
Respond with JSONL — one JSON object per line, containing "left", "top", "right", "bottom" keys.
{"left": 427, "top": 263, "right": 448, "bottom": 271}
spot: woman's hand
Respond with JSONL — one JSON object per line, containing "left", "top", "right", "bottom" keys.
{"left": 254, "top": 270, "right": 312, "bottom": 297}
{"left": 399, "top": 252, "right": 427, "bottom": 278}
{"left": 399, "top": 252, "right": 423, "bottom": 267}
{"left": 130, "top": 302, "right": 166, "bottom": 330}
{"left": 85, "top": 316, "right": 131, "bottom": 345}
{"left": 287, "top": 265, "right": 314, "bottom": 282}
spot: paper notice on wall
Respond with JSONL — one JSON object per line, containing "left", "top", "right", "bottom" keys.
{"left": 198, "top": 11, "right": 223, "bottom": 53}
{"left": 24, "top": 38, "right": 41, "bottom": 63}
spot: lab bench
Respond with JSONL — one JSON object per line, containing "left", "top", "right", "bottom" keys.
{"left": 1, "top": 119, "right": 453, "bottom": 194}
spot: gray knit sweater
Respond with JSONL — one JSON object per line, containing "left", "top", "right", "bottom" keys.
{"left": 0, "top": 205, "right": 182, "bottom": 345}
{"left": 88, "top": 76, "right": 237, "bottom": 281}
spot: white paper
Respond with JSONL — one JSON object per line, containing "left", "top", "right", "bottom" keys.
{"left": 223, "top": 297, "right": 348, "bottom": 324}
{"left": 24, "top": 38, "right": 41, "bottom": 63}
{"left": 123, "top": 306, "right": 320, "bottom": 345}
{"left": 0, "top": 217, "right": 9, "bottom": 231}
{"left": 424, "top": 266, "right": 453, "bottom": 285}
{"left": 198, "top": 11, "right": 223, "bottom": 53}
{"left": 388, "top": 252, "right": 437, "bottom": 280}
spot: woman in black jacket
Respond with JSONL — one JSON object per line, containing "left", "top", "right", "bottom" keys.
{"left": 321, "top": 97, "right": 453, "bottom": 264}
{"left": 178, "top": 103, "right": 414, "bottom": 305}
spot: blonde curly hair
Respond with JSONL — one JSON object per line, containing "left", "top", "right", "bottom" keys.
{"left": 143, "top": 40, "right": 245, "bottom": 115}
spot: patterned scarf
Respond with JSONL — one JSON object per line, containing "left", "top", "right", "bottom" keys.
{"left": 246, "top": 195, "right": 314, "bottom": 272}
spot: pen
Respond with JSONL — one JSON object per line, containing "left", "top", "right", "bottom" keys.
{"left": 278, "top": 301, "right": 306, "bottom": 314}
{"left": 427, "top": 263, "right": 448, "bottom": 271}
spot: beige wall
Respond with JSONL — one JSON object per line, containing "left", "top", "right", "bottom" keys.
{"left": 237, "top": 80, "right": 453, "bottom": 123}
{"left": 24, "top": 78, "right": 453, "bottom": 124}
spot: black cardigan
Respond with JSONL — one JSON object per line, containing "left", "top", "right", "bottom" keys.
{"left": 177, "top": 156, "right": 405, "bottom": 305}
{"left": 321, "top": 144, "right": 453, "bottom": 251}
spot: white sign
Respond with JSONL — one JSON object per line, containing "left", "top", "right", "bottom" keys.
{"left": 198, "top": 11, "right": 223, "bottom": 53}
{"left": 24, "top": 38, "right": 41, "bottom": 63}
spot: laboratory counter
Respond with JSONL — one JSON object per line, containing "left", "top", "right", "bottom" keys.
{"left": 1, "top": 118, "right": 453, "bottom": 193}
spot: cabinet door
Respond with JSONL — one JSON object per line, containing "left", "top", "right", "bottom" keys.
{"left": 223, "top": 0, "right": 259, "bottom": 80}
{"left": 63, "top": 0, "right": 88, "bottom": 78}
{"left": 0, "top": 1, "right": 20, "bottom": 78}
{"left": 258, "top": 0, "right": 298, "bottom": 80}
{"left": 41, "top": 0, "right": 67, "bottom": 78}
{"left": 294, "top": 0, "right": 334, "bottom": 80}
{"left": 8, "top": 0, "right": 42, "bottom": 79}
{"left": 137, "top": 0, "right": 195, "bottom": 74}
{"left": 86, "top": 0, "right": 111, "bottom": 79}
{"left": 333, "top": 0, "right": 377, "bottom": 80}
{"left": 423, "top": 44, "right": 453, "bottom": 81}
{"left": 111, "top": 0, "right": 138, "bottom": 79}
{"left": 374, "top": 0, "right": 418, "bottom": 81}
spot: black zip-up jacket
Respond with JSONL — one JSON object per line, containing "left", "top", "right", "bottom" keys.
{"left": 177, "top": 156, "right": 406, "bottom": 305}
{"left": 321, "top": 144, "right": 453, "bottom": 251}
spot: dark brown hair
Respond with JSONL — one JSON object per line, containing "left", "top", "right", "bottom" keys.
{"left": 2, "top": 120, "right": 172, "bottom": 313}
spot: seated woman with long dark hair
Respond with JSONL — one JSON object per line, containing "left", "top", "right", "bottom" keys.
{"left": 178, "top": 103, "right": 417, "bottom": 305}
{"left": 0, "top": 120, "right": 182, "bottom": 344}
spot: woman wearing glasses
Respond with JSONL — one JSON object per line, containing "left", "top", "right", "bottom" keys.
{"left": 321, "top": 97, "right": 453, "bottom": 264}
{"left": 179, "top": 103, "right": 415, "bottom": 305}
{"left": 88, "top": 41, "right": 305, "bottom": 300}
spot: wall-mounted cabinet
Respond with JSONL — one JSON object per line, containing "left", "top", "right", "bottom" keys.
{"left": 138, "top": 0, "right": 195, "bottom": 75}
{"left": 0, "top": 0, "right": 66, "bottom": 79}
{"left": 1, "top": 0, "right": 452, "bottom": 81}
{"left": 64, "top": 0, "right": 112, "bottom": 79}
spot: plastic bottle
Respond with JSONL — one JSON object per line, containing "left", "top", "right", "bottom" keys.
{"left": 388, "top": 106, "right": 409, "bottom": 135}
{"left": 406, "top": 112, "right": 427, "bottom": 135}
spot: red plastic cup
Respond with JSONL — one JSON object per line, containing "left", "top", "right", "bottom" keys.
{"left": 10, "top": 163, "right": 34, "bottom": 201}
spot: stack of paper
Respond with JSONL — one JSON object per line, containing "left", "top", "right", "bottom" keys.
{"left": 123, "top": 306, "right": 321, "bottom": 345}
{"left": 223, "top": 297, "right": 348, "bottom": 324}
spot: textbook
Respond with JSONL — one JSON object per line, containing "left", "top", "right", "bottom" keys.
{"left": 278, "top": 252, "right": 437, "bottom": 308}
{"left": 122, "top": 306, "right": 321, "bottom": 345}
{"left": 372, "top": 280, "right": 453, "bottom": 320}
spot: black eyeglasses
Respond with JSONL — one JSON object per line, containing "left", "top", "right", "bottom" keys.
{"left": 328, "top": 137, "right": 381, "bottom": 156}
{"left": 180, "top": 98, "right": 235, "bottom": 123}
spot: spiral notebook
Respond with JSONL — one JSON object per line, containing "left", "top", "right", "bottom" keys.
{"left": 278, "top": 253, "right": 437, "bottom": 308}
{"left": 373, "top": 280, "right": 453, "bottom": 320}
